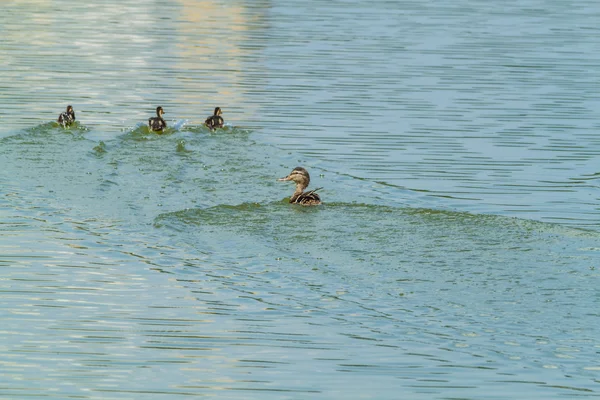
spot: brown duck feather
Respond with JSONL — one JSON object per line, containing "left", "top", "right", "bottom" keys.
{"left": 148, "top": 106, "right": 167, "bottom": 132}
{"left": 57, "top": 105, "right": 76, "bottom": 127}
{"left": 205, "top": 107, "right": 224, "bottom": 130}
{"left": 291, "top": 187, "right": 322, "bottom": 205}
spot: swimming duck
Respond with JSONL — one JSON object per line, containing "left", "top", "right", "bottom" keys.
{"left": 148, "top": 106, "right": 167, "bottom": 132}
{"left": 277, "top": 167, "right": 322, "bottom": 206}
{"left": 57, "top": 105, "right": 76, "bottom": 127}
{"left": 205, "top": 107, "right": 224, "bottom": 130}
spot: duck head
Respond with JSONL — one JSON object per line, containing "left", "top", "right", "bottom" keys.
{"left": 278, "top": 166, "right": 311, "bottom": 191}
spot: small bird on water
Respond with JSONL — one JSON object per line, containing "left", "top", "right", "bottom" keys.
{"left": 148, "top": 106, "right": 167, "bottom": 132}
{"left": 57, "top": 105, "right": 76, "bottom": 128}
{"left": 204, "top": 107, "right": 224, "bottom": 130}
{"left": 277, "top": 167, "right": 322, "bottom": 206}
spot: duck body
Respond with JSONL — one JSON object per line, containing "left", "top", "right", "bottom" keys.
{"left": 278, "top": 166, "right": 322, "bottom": 206}
{"left": 148, "top": 106, "right": 167, "bottom": 132}
{"left": 57, "top": 105, "right": 76, "bottom": 127}
{"left": 205, "top": 107, "right": 224, "bottom": 130}
{"left": 291, "top": 187, "right": 322, "bottom": 205}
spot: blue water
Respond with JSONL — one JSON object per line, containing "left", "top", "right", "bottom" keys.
{"left": 1, "top": 1, "right": 600, "bottom": 399}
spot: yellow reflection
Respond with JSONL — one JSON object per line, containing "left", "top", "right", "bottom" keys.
{"left": 175, "top": 1, "right": 266, "bottom": 121}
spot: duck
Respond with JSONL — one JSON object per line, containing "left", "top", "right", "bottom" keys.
{"left": 277, "top": 167, "right": 322, "bottom": 206}
{"left": 205, "top": 107, "right": 224, "bottom": 130}
{"left": 57, "top": 105, "right": 76, "bottom": 127}
{"left": 148, "top": 106, "right": 167, "bottom": 132}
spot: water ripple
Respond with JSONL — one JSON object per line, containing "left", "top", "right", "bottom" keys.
{"left": 2, "top": 0, "right": 600, "bottom": 398}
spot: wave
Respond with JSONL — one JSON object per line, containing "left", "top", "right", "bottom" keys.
{"left": 155, "top": 201, "right": 600, "bottom": 244}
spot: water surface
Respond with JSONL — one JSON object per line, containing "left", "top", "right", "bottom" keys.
{"left": 1, "top": 0, "right": 600, "bottom": 399}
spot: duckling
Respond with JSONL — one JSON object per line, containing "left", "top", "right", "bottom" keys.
{"left": 148, "top": 106, "right": 167, "bottom": 132}
{"left": 57, "top": 105, "right": 76, "bottom": 127}
{"left": 205, "top": 107, "right": 224, "bottom": 130}
{"left": 277, "top": 167, "right": 322, "bottom": 206}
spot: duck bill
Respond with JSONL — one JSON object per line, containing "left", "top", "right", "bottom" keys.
{"left": 277, "top": 175, "right": 292, "bottom": 181}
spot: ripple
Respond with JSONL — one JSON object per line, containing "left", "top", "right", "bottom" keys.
{"left": 2, "top": 0, "right": 600, "bottom": 398}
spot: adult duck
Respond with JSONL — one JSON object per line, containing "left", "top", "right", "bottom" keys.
{"left": 277, "top": 167, "right": 322, "bottom": 206}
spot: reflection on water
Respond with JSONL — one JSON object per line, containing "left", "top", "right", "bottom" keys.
{"left": 1, "top": 0, "right": 600, "bottom": 399}
{"left": 1, "top": 0, "right": 265, "bottom": 132}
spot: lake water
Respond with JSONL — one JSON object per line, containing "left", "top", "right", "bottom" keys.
{"left": 1, "top": 1, "right": 599, "bottom": 399}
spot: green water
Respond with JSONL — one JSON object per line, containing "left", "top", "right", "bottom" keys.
{"left": 1, "top": 0, "right": 600, "bottom": 399}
